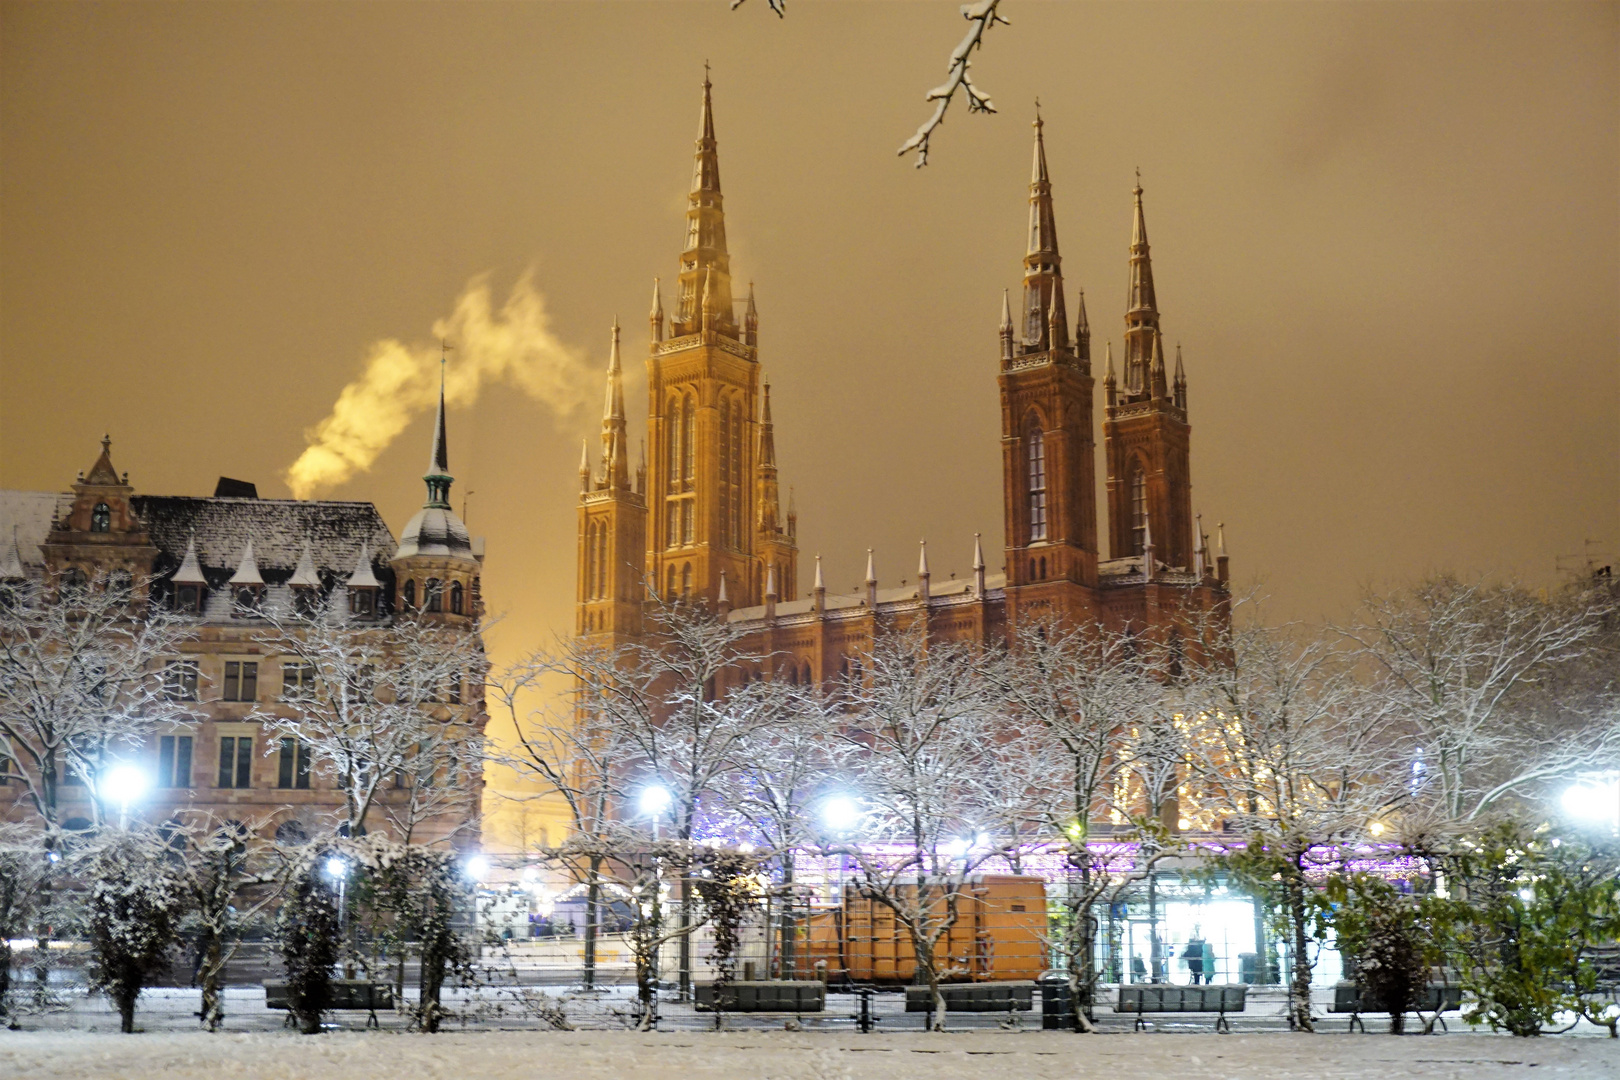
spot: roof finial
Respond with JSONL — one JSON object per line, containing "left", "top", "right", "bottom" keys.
{"left": 813, "top": 553, "right": 824, "bottom": 591}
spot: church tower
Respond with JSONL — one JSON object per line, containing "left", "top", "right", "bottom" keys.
{"left": 1103, "top": 181, "right": 1195, "bottom": 570}
{"left": 644, "top": 72, "right": 787, "bottom": 607}
{"left": 998, "top": 115, "right": 1099, "bottom": 614}
{"left": 578, "top": 319, "right": 648, "bottom": 638}
{"left": 392, "top": 371, "right": 483, "bottom": 624}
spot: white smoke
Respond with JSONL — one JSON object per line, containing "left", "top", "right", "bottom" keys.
{"left": 285, "top": 270, "right": 592, "bottom": 499}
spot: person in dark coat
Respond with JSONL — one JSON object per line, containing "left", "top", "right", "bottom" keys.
{"left": 1183, "top": 937, "right": 1207, "bottom": 984}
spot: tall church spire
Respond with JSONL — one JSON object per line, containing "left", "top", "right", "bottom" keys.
{"left": 1021, "top": 110, "right": 1067, "bottom": 354}
{"left": 600, "top": 319, "right": 630, "bottom": 489}
{"left": 424, "top": 362, "right": 453, "bottom": 509}
{"left": 1124, "top": 175, "right": 1161, "bottom": 396}
{"left": 675, "top": 67, "right": 735, "bottom": 335}
{"left": 756, "top": 380, "right": 779, "bottom": 532}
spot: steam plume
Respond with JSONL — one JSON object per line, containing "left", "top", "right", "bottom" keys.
{"left": 285, "top": 270, "right": 591, "bottom": 499}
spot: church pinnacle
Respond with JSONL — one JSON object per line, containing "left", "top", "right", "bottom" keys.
{"left": 1124, "top": 175, "right": 1162, "bottom": 397}
{"left": 675, "top": 68, "right": 735, "bottom": 336}
{"left": 1020, "top": 110, "right": 1067, "bottom": 355}
{"left": 600, "top": 318, "right": 630, "bottom": 490}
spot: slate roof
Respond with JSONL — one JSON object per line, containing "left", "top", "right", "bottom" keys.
{"left": 132, "top": 496, "right": 397, "bottom": 590}
{"left": 0, "top": 490, "right": 72, "bottom": 571}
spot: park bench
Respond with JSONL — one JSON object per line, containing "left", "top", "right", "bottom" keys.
{"left": 264, "top": 979, "right": 395, "bottom": 1028}
{"left": 904, "top": 981, "right": 1035, "bottom": 1013}
{"left": 1115, "top": 984, "right": 1247, "bottom": 1032}
{"left": 1328, "top": 980, "right": 1462, "bottom": 1033}
{"left": 693, "top": 980, "right": 827, "bottom": 1012}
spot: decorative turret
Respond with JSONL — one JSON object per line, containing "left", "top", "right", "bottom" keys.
{"left": 756, "top": 381, "right": 780, "bottom": 533}
{"left": 650, "top": 278, "right": 665, "bottom": 343}
{"left": 999, "top": 289, "right": 1014, "bottom": 362}
{"left": 1124, "top": 175, "right": 1161, "bottom": 397}
{"left": 1074, "top": 288, "right": 1091, "bottom": 368}
{"left": 393, "top": 363, "right": 480, "bottom": 623}
{"left": 917, "top": 539, "right": 930, "bottom": 602}
{"left": 1104, "top": 341, "right": 1118, "bottom": 410}
{"left": 865, "top": 549, "right": 877, "bottom": 609}
{"left": 600, "top": 319, "right": 630, "bottom": 491}
{"left": 744, "top": 281, "right": 758, "bottom": 348}
{"left": 811, "top": 553, "right": 825, "bottom": 611}
{"left": 1150, "top": 330, "right": 1169, "bottom": 402}
{"left": 578, "top": 438, "right": 591, "bottom": 493}
{"left": 1173, "top": 342, "right": 1187, "bottom": 411}
{"left": 972, "top": 533, "right": 986, "bottom": 594}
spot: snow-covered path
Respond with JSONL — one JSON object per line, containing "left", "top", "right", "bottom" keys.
{"left": 3, "top": 1030, "right": 1617, "bottom": 1080}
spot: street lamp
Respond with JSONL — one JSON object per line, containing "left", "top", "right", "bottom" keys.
{"left": 1561, "top": 771, "right": 1620, "bottom": 835}
{"left": 465, "top": 853, "right": 491, "bottom": 882}
{"left": 820, "top": 795, "right": 860, "bottom": 833}
{"left": 100, "top": 763, "right": 150, "bottom": 829}
{"left": 325, "top": 856, "right": 350, "bottom": 954}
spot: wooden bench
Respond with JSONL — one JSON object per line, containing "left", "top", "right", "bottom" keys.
{"left": 1329, "top": 982, "right": 1463, "bottom": 1033}
{"left": 904, "top": 981, "right": 1035, "bottom": 1013}
{"left": 264, "top": 980, "right": 395, "bottom": 1028}
{"left": 693, "top": 980, "right": 827, "bottom": 1013}
{"left": 1115, "top": 984, "right": 1247, "bottom": 1032}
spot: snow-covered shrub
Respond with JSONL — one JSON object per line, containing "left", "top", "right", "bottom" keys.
{"left": 83, "top": 830, "right": 188, "bottom": 1033}
{"left": 277, "top": 857, "right": 342, "bottom": 1034}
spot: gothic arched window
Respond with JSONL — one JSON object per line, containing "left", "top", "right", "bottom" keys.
{"left": 450, "top": 581, "right": 464, "bottom": 615}
{"left": 402, "top": 579, "right": 416, "bottom": 609}
{"left": 718, "top": 394, "right": 731, "bottom": 550}
{"left": 1130, "top": 465, "right": 1148, "bottom": 555}
{"left": 666, "top": 396, "right": 682, "bottom": 493}
{"left": 90, "top": 503, "right": 112, "bottom": 533}
{"left": 680, "top": 562, "right": 692, "bottom": 600}
{"left": 666, "top": 564, "right": 677, "bottom": 601}
{"left": 1026, "top": 427, "right": 1048, "bottom": 542}
{"left": 681, "top": 395, "right": 695, "bottom": 486}
{"left": 424, "top": 578, "right": 442, "bottom": 613}
{"left": 731, "top": 400, "right": 745, "bottom": 546}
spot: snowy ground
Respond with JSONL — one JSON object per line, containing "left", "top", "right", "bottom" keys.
{"left": 4, "top": 1028, "right": 1620, "bottom": 1080}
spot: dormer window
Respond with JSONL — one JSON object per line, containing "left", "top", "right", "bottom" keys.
{"left": 90, "top": 503, "right": 112, "bottom": 533}
{"left": 292, "top": 586, "right": 318, "bottom": 618}
{"left": 350, "top": 588, "right": 376, "bottom": 617}
{"left": 176, "top": 584, "right": 202, "bottom": 613}
{"left": 234, "top": 585, "right": 264, "bottom": 616}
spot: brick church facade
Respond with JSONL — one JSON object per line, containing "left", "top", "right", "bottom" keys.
{"left": 577, "top": 79, "right": 1230, "bottom": 679}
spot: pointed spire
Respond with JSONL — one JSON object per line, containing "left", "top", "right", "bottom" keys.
{"left": 347, "top": 542, "right": 380, "bottom": 588}
{"left": 865, "top": 548, "right": 878, "bottom": 608}
{"left": 1193, "top": 512, "right": 1206, "bottom": 579}
{"left": 717, "top": 567, "right": 730, "bottom": 609}
{"left": 0, "top": 528, "right": 26, "bottom": 581}
{"left": 1074, "top": 288, "right": 1090, "bottom": 366}
{"left": 1216, "top": 521, "right": 1227, "bottom": 558}
{"left": 578, "top": 437, "right": 591, "bottom": 493}
{"left": 600, "top": 319, "right": 630, "bottom": 489}
{"left": 765, "top": 561, "right": 778, "bottom": 599}
{"left": 972, "top": 532, "right": 986, "bottom": 594}
{"left": 1141, "top": 517, "right": 1155, "bottom": 580}
{"left": 917, "top": 539, "right": 930, "bottom": 602}
{"left": 649, "top": 278, "right": 665, "bottom": 342}
{"left": 423, "top": 359, "right": 454, "bottom": 509}
{"left": 171, "top": 533, "right": 207, "bottom": 586}
{"left": 287, "top": 539, "right": 321, "bottom": 589}
{"left": 229, "top": 540, "right": 263, "bottom": 586}
{"left": 676, "top": 67, "right": 734, "bottom": 334}
{"left": 813, "top": 553, "right": 824, "bottom": 591}
{"left": 1103, "top": 341, "right": 1118, "bottom": 410}
{"left": 1021, "top": 110, "right": 1067, "bottom": 355}
{"left": 744, "top": 281, "right": 758, "bottom": 347}
{"left": 1124, "top": 173, "right": 1161, "bottom": 397}
{"left": 1173, "top": 342, "right": 1187, "bottom": 410}
{"left": 756, "top": 380, "right": 780, "bottom": 534}
{"left": 1150, "top": 330, "right": 1169, "bottom": 401}
{"left": 636, "top": 438, "right": 647, "bottom": 495}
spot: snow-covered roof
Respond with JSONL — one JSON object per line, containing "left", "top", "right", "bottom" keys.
{"left": 726, "top": 573, "right": 1008, "bottom": 623}
{"left": 133, "top": 495, "right": 396, "bottom": 590}
{"left": 392, "top": 505, "right": 475, "bottom": 562}
{"left": 0, "top": 490, "right": 71, "bottom": 573}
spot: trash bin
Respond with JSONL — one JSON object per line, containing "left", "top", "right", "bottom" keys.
{"left": 1238, "top": 952, "right": 1258, "bottom": 984}
{"left": 1038, "top": 973, "right": 1075, "bottom": 1030}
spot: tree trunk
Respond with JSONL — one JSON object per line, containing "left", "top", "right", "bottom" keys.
{"left": 779, "top": 853, "right": 796, "bottom": 979}
{"left": 582, "top": 856, "right": 601, "bottom": 991}
{"left": 1285, "top": 866, "right": 1315, "bottom": 1032}
{"left": 119, "top": 997, "right": 136, "bottom": 1034}
{"left": 199, "top": 932, "right": 224, "bottom": 1031}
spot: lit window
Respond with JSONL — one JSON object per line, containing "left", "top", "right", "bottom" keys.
{"left": 90, "top": 503, "right": 111, "bottom": 533}
{"left": 1027, "top": 428, "right": 1048, "bottom": 542}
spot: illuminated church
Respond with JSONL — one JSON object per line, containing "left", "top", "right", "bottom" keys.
{"left": 576, "top": 77, "right": 1229, "bottom": 676}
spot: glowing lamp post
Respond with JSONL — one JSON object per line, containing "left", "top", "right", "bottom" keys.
{"left": 101, "top": 763, "right": 150, "bottom": 829}
{"left": 325, "top": 856, "right": 350, "bottom": 953}
{"left": 1561, "top": 771, "right": 1620, "bottom": 835}
{"left": 639, "top": 785, "right": 672, "bottom": 840}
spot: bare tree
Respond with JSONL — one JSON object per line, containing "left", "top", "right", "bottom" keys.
{"left": 993, "top": 619, "right": 1167, "bottom": 1028}
{"left": 250, "top": 595, "right": 486, "bottom": 843}
{"left": 0, "top": 571, "right": 196, "bottom": 1004}
{"left": 1187, "top": 608, "right": 1402, "bottom": 1032}
{"left": 827, "top": 628, "right": 1006, "bottom": 1030}
{"left": 1343, "top": 574, "right": 1618, "bottom": 836}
